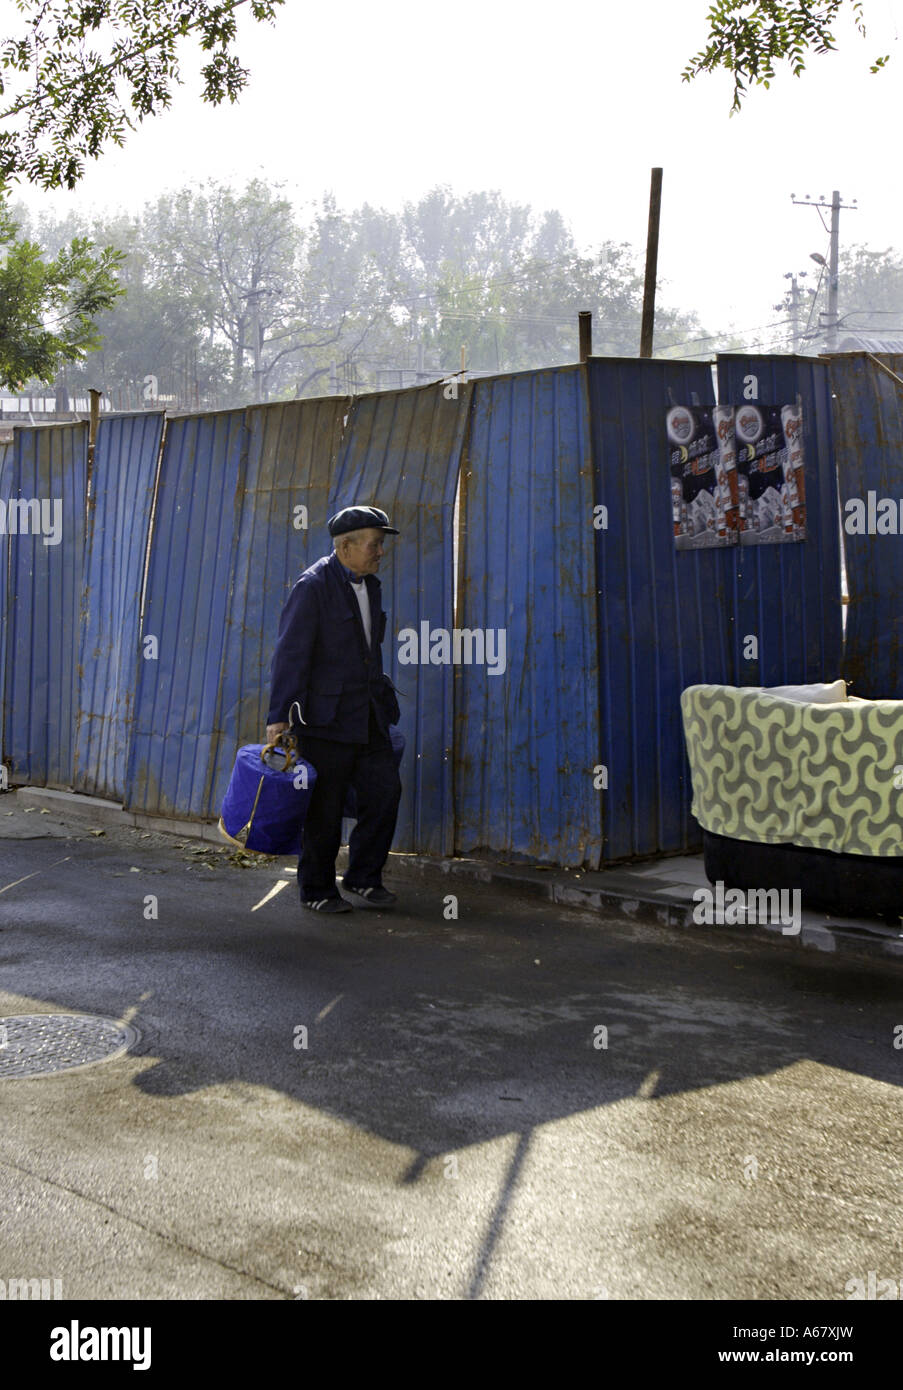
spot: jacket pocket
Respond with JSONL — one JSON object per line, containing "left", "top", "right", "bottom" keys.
{"left": 304, "top": 690, "right": 341, "bottom": 726}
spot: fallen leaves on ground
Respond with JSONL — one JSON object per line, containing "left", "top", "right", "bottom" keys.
{"left": 180, "top": 843, "right": 276, "bottom": 870}
{"left": 226, "top": 849, "right": 278, "bottom": 869}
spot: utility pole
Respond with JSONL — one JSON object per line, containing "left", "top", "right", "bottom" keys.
{"left": 791, "top": 190, "right": 857, "bottom": 351}
{"left": 825, "top": 189, "right": 842, "bottom": 352}
{"left": 775, "top": 271, "right": 810, "bottom": 353}
{"left": 789, "top": 274, "right": 801, "bottom": 353}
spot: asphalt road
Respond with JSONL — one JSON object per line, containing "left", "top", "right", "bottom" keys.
{"left": 1, "top": 805, "right": 902, "bottom": 1301}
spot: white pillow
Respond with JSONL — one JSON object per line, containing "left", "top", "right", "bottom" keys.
{"left": 753, "top": 680, "right": 847, "bottom": 704}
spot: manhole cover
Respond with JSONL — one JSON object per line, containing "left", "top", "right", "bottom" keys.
{"left": 0, "top": 1014, "right": 140, "bottom": 1079}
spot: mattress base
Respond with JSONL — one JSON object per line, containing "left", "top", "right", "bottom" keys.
{"left": 702, "top": 830, "right": 903, "bottom": 928}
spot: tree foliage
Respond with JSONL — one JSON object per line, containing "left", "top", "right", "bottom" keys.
{"left": 0, "top": 0, "right": 284, "bottom": 189}
{"left": 10, "top": 183, "right": 718, "bottom": 405}
{"left": 769, "top": 245, "right": 903, "bottom": 351}
{"left": 0, "top": 199, "right": 123, "bottom": 388}
{"left": 683, "top": 0, "right": 889, "bottom": 110}
{"left": 837, "top": 245, "right": 903, "bottom": 318}
{"left": 830, "top": 244, "right": 903, "bottom": 343}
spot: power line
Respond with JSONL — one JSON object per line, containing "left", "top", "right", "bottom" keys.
{"left": 390, "top": 256, "right": 576, "bottom": 310}
{"left": 674, "top": 320, "right": 798, "bottom": 359}
{"left": 680, "top": 339, "right": 786, "bottom": 361}
{"left": 438, "top": 309, "right": 575, "bottom": 326}
{"left": 656, "top": 318, "right": 795, "bottom": 353}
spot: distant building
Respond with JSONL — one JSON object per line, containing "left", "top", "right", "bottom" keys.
{"left": 832, "top": 333, "right": 903, "bottom": 355}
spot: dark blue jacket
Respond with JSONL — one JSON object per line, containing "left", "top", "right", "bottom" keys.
{"left": 267, "top": 550, "right": 400, "bottom": 743}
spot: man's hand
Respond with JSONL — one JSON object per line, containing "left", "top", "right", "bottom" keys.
{"left": 266, "top": 722, "right": 289, "bottom": 744}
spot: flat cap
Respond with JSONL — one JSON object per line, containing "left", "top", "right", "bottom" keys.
{"left": 328, "top": 505, "right": 399, "bottom": 537}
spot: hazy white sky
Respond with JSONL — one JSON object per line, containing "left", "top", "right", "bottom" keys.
{"left": 10, "top": 0, "right": 903, "bottom": 351}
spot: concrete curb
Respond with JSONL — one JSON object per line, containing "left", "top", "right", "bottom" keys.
{"left": 9, "top": 785, "right": 230, "bottom": 845}
{"left": 391, "top": 853, "right": 903, "bottom": 964}
{"left": 8, "top": 785, "right": 903, "bottom": 965}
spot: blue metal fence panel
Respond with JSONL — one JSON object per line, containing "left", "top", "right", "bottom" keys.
{"left": 125, "top": 410, "right": 248, "bottom": 817}
{"left": 586, "top": 357, "right": 725, "bottom": 862}
{"left": 0, "top": 441, "right": 10, "bottom": 775}
{"left": 716, "top": 354, "right": 843, "bottom": 688}
{"left": 73, "top": 412, "right": 165, "bottom": 799}
{"left": 2, "top": 424, "right": 89, "bottom": 787}
{"left": 828, "top": 353, "right": 903, "bottom": 698}
{"left": 328, "top": 381, "right": 470, "bottom": 856}
{"left": 219, "top": 396, "right": 349, "bottom": 788}
{"left": 125, "top": 399, "right": 349, "bottom": 820}
{"left": 456, "top": 365, "right": 601, "bottom": 867}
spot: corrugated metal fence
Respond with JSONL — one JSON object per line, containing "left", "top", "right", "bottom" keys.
{"left": 74, "top": 411, "right": 165, "bottom": 800}
{"left": 124, "top": 408, "right": 250, "bottom": 818}
{"left": 587, "top": 357, "right": 729, "bottom": 861}
{"left": 125, "top": 398, "right": 350, "bottom": 819}
{"left": 328, "top": 382, "right": 470, "bottom": 856}
{"left": 2, "top": 424, "right": 88, "bottom": 788}
{"left": 828, "top": 353, "right": 903, "bottom": 699}
{"left": 0, "top": 440, "right": 11, "bottom": 764}
{"left": 0, "top": 350, "right": 879, "bottom": 868}
{"left": 716, "top": 355, "right": 843, "bottom": 689}
{"left": 456, "top": 366, "right": 601, "bottom": 865}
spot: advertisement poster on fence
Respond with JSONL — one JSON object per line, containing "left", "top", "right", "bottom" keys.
{"left": 734, "top": 401, "right": 806, "bottom": 544}
{"left": 667, "top": 403, "right": 806, "bottom": 548}
{"left": 666, "top": 404, "right": 739, "bottom": 549}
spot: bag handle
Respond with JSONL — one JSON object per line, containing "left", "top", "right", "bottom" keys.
{"left": 260, "top": 728, "right": 299, "bottom": 771}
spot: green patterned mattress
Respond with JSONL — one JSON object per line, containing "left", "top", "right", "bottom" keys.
{"left": 681, "top": 684, "right": 903, "bottom": 858}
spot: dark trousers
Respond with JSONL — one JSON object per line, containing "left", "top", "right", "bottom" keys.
{"left": 294, "top": 704, "right": 402, "bottom": 901}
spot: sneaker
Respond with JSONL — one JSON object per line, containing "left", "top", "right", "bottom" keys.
{"left": 341, "top": 882, "right": 397, "bottom": 908}
{"left": 301, "top": 896, "right": 352, "bottom": 913}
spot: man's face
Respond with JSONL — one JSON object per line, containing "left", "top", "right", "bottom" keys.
{"left": 343, "top": 527, "right": 386, "bottom": 576}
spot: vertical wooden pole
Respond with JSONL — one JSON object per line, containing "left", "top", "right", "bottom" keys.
{"left": 86, "top": 388, "right": 102, "bottom": 519}
{"left": 578, "top": 311, "right": 592, "bottom": 362}
{"left": 640, "top": 168, "right": 663, "bottom": 358}
{"left": 89, "top": 389, "right": 101, "bottom": 448}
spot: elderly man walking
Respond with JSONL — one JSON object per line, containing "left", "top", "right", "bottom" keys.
{"left": 266, "top": 506, "right": 403, "bottom": 913}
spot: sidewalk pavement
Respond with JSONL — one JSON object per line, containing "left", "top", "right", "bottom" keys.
{"left": 6, "top": 785, "right": 903, "bottom": 964}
